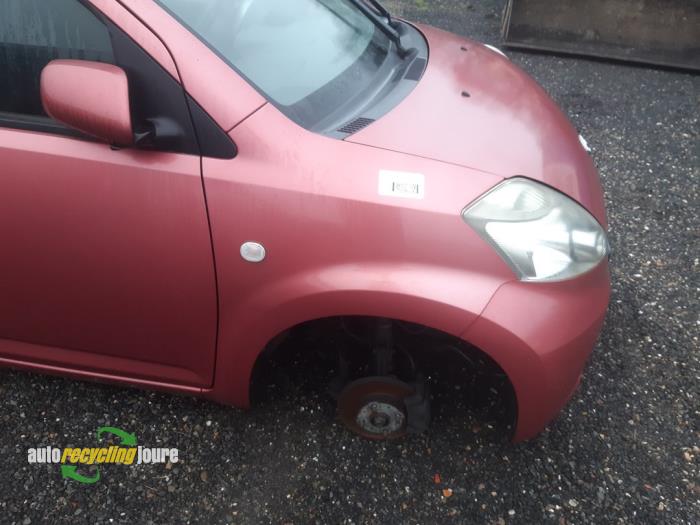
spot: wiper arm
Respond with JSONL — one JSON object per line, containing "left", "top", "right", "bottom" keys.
{"left": 366, "top": 0, "right": 396, "bottom": 26}
{"left": 348, "top": 0, "right": 409, "bottom": 57}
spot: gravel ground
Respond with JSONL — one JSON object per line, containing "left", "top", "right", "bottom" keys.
{"left": 2, "top": 1, "right": 699, "bottom": 524}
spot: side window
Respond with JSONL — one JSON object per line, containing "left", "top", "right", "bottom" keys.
{"left": 0, "top": 0, "right": 115, "bottom": 117}
{"left": 0, "top": 0, "right": 236, "bottom": 158}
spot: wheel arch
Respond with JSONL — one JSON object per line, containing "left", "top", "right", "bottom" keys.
{"left": 207, "top": 263, "right": 503, "bottom": 391}
{"left": 244, "top": 312, "right": 519, "bottom": 440}
{"left": 203, "top": 267, "right": 521, "bottom": 439}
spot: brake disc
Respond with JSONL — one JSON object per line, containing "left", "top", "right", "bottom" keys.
{"left": 337, "top": 376, "right": 415, "bottom": 440}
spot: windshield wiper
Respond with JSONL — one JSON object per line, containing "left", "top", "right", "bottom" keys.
{"left": 366, "top": 0, "right": 394, "bottom": 24}
{"left": 348, "top": 0, "right": 409, "bottom": 57}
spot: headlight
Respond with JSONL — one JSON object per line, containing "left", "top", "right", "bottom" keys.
{"left": 462, "top": 178, "right": 609, "bottom": 282}
{"left": 484, "top": 44, "right": 508, "bottom": 58}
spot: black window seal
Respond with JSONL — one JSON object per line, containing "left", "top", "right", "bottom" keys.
{"left": 0, "top": 112, "right": 98, "bottom": 141}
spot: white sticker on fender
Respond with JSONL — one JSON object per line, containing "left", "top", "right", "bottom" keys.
{"left": 378, "top": 170, "right": 425, "bottom": 200}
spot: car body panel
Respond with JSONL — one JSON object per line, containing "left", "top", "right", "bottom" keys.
{"left": 0, "top": 129, "right": 217, "bottom": 387}
{"left": 349, "top": 24, "right": 607, "bottom": 225}
{"left": 199, "top": 102, "right": 515, "bottom": 406}
{"left": 0, "top": 338, "right": 206, "bottom": 391}
{"left": 463, "top": 260, "right": 610, "bottom": 441}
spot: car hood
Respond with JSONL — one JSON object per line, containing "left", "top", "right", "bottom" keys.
{"left": 348, "top": 24, "right": 607, "bottom": 224}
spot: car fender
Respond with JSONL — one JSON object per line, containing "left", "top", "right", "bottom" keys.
{"left": 204, "top": 262, "right": 509, "bottom": 408}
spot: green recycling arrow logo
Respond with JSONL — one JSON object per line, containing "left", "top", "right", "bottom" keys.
{"left": 96, "top": 426, "right": 138, "bottom": 446}
{"left": 61, "top": 465, "right": 101, "bottom": 484}
{"left": 60, "top": 425, "right": 138, "bottom": 484}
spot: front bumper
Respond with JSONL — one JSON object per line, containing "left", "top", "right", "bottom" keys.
{"left": 462, "top": 260, "right": 610, "bottom": 442}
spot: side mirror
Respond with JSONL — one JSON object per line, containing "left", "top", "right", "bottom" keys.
{"left": 41, "top": 60, "right": 134, "bottom": 146}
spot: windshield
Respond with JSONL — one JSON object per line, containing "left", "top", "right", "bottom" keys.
{"left": 159, "top": 0, "right": 392, "bottom": 129}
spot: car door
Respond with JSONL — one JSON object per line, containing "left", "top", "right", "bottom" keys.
{"left": 0, "top": 0, "right": 219, "bottom": 387}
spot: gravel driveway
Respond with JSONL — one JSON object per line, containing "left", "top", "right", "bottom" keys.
{"left": 2, "top": 1, "right": 698, "bottom": 523}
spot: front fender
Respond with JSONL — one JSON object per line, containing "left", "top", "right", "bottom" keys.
{"left": 205, "top": 263, "right": 509, "bottom": 407}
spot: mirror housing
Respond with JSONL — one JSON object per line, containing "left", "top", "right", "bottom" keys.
{"left": 41, "top": 60, "right": 134, "bottom": 146}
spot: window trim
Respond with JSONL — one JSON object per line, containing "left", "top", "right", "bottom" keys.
{"left": 0, "top": 111, "right": 98, "bottom": 141}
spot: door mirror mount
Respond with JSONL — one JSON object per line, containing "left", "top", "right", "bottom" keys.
{"left": 133, "top": 117, "right": 183, "bottom": 148}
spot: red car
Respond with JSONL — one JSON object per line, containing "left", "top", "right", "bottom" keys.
{"left": 0, "top": 0, "right": 610, "bottom": 442}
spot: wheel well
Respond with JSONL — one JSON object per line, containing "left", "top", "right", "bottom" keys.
{"left": 250, "top": 316, "right": 517, "bottom": 435}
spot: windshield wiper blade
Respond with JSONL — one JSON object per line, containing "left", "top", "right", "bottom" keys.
{"left": 348, "top": 0, "right": 408, "bottom": 57}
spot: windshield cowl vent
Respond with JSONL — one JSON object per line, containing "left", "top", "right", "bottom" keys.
{"left": 338, "top": 117, "right": 375, "bottom": 135}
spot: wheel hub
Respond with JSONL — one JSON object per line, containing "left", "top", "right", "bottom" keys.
{"left": 337, "top": 376, "right": 414, "bottom": 440}
{"left": 357, "top": 401, "right": 405, "bottom": 435}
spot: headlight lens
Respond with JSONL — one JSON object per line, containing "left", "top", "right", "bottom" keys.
{"left": 462, "top": 178, "right": 609, "bottom": 282}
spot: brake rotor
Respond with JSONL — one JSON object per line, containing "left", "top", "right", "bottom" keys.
{"left": 337, "top": 376, "right": 414, "bottom": 440}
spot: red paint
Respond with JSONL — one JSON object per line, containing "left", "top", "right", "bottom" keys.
{"left": 0, "top": 3, "right": 610, "bottom": 441}
{"left": 41, "top": 60, "right": 134, "bottom": 146}
{"left": 0, "top": 130, "right": 217, "bottom": 387}
{"left": 350, "top": 25, "right": 608, "bottom": 225}
{"left": 463, "top": 261, "right": 610, "bottom": 441}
